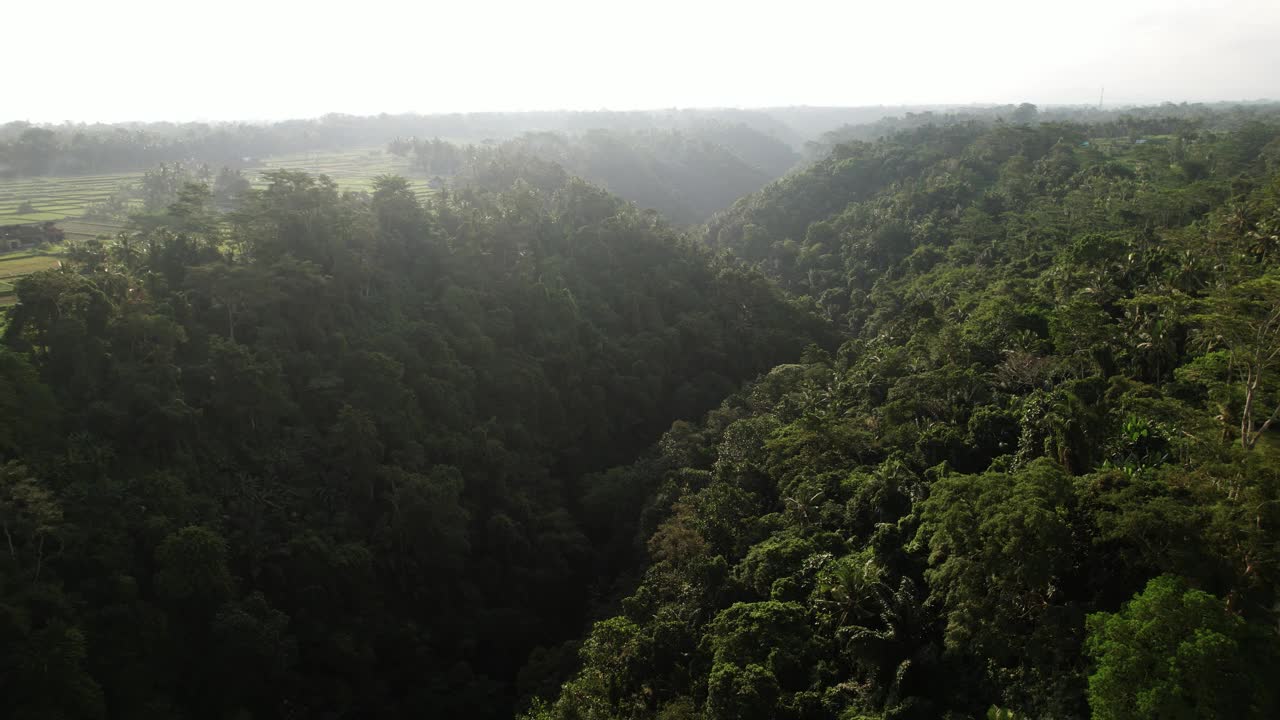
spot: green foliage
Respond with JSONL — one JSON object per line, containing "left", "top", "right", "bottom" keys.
{"left": 1085, "top": 575, "right": 1279, "bottom": 718}
{"left": 703, "top": 600, "right": 810, "bottom": 679}
{"left": 154, "top": 526, "right": 234, "bottom": 604}
{"left": 1190, "top": 270, "right": 1280, "bottom": 449}
{"left": 0, "top": 161, "right": 827, "bottom": 719}
{"left": 915, "top": 460, "right": 1086, "bottom": 713}
{"left": 537, "top": 115, "right": 1280, "bottom": 720}
{"left": 6, "top": 110, "right": 1280, "bottom": 720}
{"left": 706, "top": 662, "right": 780, "bottom": 720}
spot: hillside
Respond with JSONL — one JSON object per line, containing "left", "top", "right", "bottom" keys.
{"left": 526, "top": 119, "right": 1280, "bottom": 718}
{"left": 2, "top": 110, "right": 1280, "bottom": 720}
{"left": 0, "top": 171, "right": 830, "bottom": 719}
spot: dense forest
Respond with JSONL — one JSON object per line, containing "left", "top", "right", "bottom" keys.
{"left": 525, "top": 117, "right": 1280, "bottom": 718}
{"left": 0, "top": 162, "right": 829, "bottom": 718}
{"left": 3, "top": 106, "right": 1280, "bottom": 720}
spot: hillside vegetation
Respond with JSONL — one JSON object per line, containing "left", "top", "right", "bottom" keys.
{"left": 528, "top": 118, "right": 1280, "bottom": 719}
{"left": 2, "top": 110, "right": 1280, "bottom": 720}
{"left": 0, "top": 170, "right": 827, "bottom": 719}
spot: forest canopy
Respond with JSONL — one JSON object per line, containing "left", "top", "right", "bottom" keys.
{"left": 528, "top": 114, "right": 1280, "bottom": 719}
{"left": 2, "top": 105, "right": 1280, "bottom": 720}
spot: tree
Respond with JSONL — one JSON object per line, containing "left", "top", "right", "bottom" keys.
{"left": 1011, "top": 104, "right": 1039, "bottom": 126}
{"left": 139, "top": 163, "right": 197, "bottom": 212}
{"left": 213, "top": 167, "right": 251, "bottom": 210}
{"left": 1192, "top": 271, "right": 1280, "bottom": 450}
{"left": 0, "top": 349, "right": 57, "bottom": 457}
{"left": 705, "top": 663, "right": 780, "bottom": 720}
{"left": 0, "top": 462, "right": 63, "bottom": 581}
{"left": 702, "top": 601, "right": 811, "bottom": 692}
{"left": 1085, "top": 575, "right": 1278, "bottom": 719}
{"left": 184, "top": 261, "right": 280, "bottom": 343}
{"left": 913, "top": 459, "right": 1085, "bottom": 714}
{"left": 154, "top": 525, "right": 234, "bottom": 605}
{"left": 11, "top": 127, "right": 58, "bottom": 175}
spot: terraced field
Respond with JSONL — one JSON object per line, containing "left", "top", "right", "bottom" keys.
{"left": 255, "top": 147, "right": 436, "bottom": 194}
{"left": 0, "top": 172, "right": 142, "bottom": 224}
{"left": 58, "top": 218, "right": 130, "bottom": 242}
{"left": 0, "top": 250, "right": 63, "bottom": 305}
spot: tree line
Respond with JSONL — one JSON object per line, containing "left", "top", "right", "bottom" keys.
{"left": 1, "top": 110, "right": 801, "bottom": 179}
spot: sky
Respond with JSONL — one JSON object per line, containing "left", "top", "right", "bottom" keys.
{"left": 9, "top": 0, "right": 1280, "bottom": 123}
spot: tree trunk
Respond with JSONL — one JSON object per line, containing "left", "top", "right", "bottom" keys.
{"left": 1243, "top": 370, "right": 1258, "bottom": 451}
{"left": 3, "top": 521, "right": 14, "bottom": 562}
{"left": 33, "top": 533, "right": 43, "bottom": 582}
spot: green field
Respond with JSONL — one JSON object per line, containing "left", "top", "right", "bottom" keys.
{"left": 0, "top": 252, "right": 62, "bottom": 279}
{"left": 0, "top": 251, "right": 62, "bottom": 305}
{"left": 58, "top": 218, "right": 129, "bottom": 241}
{"left": 0, "top": 172, "right": 144, "bottom": 223}
{"left": 254, "top": 147, "right": 437, "bottom": 194}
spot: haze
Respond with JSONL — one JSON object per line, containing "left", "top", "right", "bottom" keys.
{"left": 11, "top": 0, "right": 1279, "bottom": 123}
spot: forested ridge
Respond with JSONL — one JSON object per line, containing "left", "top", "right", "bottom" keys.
{"left": 530, "top": 118, "right": 1280, "bottom": 718}
{"left": 0, "top": 165, "right": 828, "bottom": 718}
{"left": 3, "top": 109, "right": 1280, "bottom": 720}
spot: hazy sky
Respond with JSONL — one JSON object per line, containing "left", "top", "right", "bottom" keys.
{"left": 10, "top": 0, "right": 1279, "bottom": 123}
